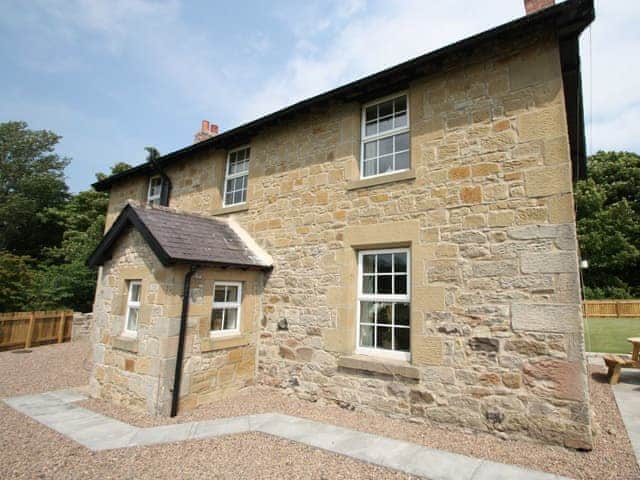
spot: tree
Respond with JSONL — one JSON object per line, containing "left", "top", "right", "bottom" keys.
{"left": 576, "top": 151, "right": 640, "bottom": 298}
{"left": 95, "top": 161, "right": 133, "bottom": 181}
{"left": 0, "top": 121, "right": 70, "bottom": 257}
{"left": 0, "top": 252, "right": 32, "bottom": 312}
{"left": 29, "top": 189, "right": 109, "bottom": 312}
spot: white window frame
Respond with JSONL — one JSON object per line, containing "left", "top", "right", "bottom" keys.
{"left": 124, "top": 280, "right": 141, "bottom": 337}
{"left": 210, "top": 281, "right": 242, "bottom": 336}
{"left": 147, "top": 175, "right": 162, "bottom": 205}
{"left": 223, "top": 146, "right": 250, "bottom": 207}
{"left": 356, "top": 248, "right": 411, "bottom": 361}
{"left": 360, "top": 92, "right": 410, "bottom": 180}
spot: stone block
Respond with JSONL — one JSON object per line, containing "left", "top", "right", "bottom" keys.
{"left": 524, "top": 164, "right": 572, "bottom": 198}
{"left": 547, "top": 194, "right": 575, "bottom": 223}
{"left": 471, "top": 163, "right": 500, "bottom": 177}
{"left": 472, "top": 260, "right": 518, "bottom": 277}
{"left": 488, "top": 211, "right": 514, "bottom": 227}
{"left": 518, "top": 105, "right": 567, "bottom": 143}
{"left": 412, "top": 336, "right": 444, "bottom": 366}
{"left": 521, "top": 252, "right": 577, "bottom": 273}
{"left": 337, "top": 354, "right": 420, "bottom": 379}
{"left": 523, "top": 359, "right": 584, "bottom": 402}
{"left": 448, "top": 165, "right": 470, "bottom": 180}
{"left": 509, "top": 46, "right": 559, "bottom": 90}
{"left": 413, "top": 286, "right": 446, "bottom": 311}
{"left": 460, "top": 186, "right": 482, "bottom": 204}
{"left": 511, "top": 303, "right": 581, "bottom": 333}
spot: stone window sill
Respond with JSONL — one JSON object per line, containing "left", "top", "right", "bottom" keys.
{"left": 346, "top": 169, "right": 416, "bottom": 191}
{"left": 211, "top": 204, "right": 250, "bottom": 216}
{"left": 337, "top": 354, "right": 420, "bottom": 379}
{"left": 112, "top": 335, "right": 138, "bottom": 353}
{"left": 201, "top": 334, "right": 250, "bottom": 352}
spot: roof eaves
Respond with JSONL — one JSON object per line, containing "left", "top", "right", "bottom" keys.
{"left": 92, "top": 0, "right": 594, "bottom": 192}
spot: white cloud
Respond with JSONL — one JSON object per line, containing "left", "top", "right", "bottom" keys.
{"left": 240, "top": 0, "right": 524, "bottom": 121}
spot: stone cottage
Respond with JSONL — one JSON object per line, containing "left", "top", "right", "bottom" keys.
{"left": 89, "top": 0, "right": 595, "bottom": 449}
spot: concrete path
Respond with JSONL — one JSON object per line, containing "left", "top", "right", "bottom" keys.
{"left": 612, "top": 370, "right": 640, "bottom": 465}
{"left": 4, "top": 388, "right": 570, "bottom": 480}
{"left": 588, "top": 353, "right": 640, "bottom": 466}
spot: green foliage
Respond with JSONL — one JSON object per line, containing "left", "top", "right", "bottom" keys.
{"left": 29, "top": 189, "right": 109, "bottom": 312}
{"left": 0, "top": 252, "right": 32, "bottom": 312}
{"left": 95, "top": 161, "right": 133, "bottom": 181}
{"left": 576, "top": 151, "right": 640, "bottom": 299}
{"left": 0, "top": 121, "right": 69, "bottom": 257}
{"left": 0, "top": 120, "right": 115, "bottom": 313}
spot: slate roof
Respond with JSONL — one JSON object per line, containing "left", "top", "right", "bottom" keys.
{"left": 87, "top": 203, "right": 272, "bottom": 270}
{"left": 93, "top": 0, "right": 594, "bottom": 191}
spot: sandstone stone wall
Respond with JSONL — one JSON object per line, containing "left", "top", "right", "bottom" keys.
{"left": 98, "top": 31, "right": 592, "bottom": 447}
{"left": 91, "top": 228, "right": 262, "bottom": 415}
{"left": 71, "top": 312, "right": 93, "bottom": 341}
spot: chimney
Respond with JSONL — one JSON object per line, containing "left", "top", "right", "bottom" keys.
{"left": 524, "top": 0, "right": 554, "bottom": 14}
{"left": 194, "top": 119, "right": 219, "bottom": 143}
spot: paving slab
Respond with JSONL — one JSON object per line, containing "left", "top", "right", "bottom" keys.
{"left": 2, "top": 389, "right": 571, "bottom": 480}
{"left": 612, "top": 369, "right": 640, "bottom": 465}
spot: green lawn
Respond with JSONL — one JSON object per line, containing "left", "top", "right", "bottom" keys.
{"left": 584, "top": 317, "right": 640, "bottom": 353}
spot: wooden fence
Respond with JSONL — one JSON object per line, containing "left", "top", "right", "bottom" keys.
{"left": 583, "top": 300, "right": 640, "bottom": 318}
{"left": 0, "top": 310, "right": 74, "bottom": 351}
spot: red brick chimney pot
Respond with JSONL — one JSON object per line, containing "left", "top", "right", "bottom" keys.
{"left": 524, "top": 0, "right": 554, "bottom": 14}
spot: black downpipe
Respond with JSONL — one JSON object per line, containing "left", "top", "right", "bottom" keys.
{"left": 170, "top": 264, "right": 198, "bottom": 417}
{"left": 149, "top": 155, "right": 172, "bottom": 207}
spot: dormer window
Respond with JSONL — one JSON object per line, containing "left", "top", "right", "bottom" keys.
{"left": 147, "top": 175, "right": 163, "bottom": 206}
{"left": 223, "top": 146, "right": 250, "bottom": 207}
{"left": 361, "top": 93, "right": 410, "bottom": 178}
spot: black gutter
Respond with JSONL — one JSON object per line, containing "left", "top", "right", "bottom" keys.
{"left": 92, "top": 0, "right": 594, "bottom": 192}
{"left": 170, "top": 264, "right": 198, "bottom": 417}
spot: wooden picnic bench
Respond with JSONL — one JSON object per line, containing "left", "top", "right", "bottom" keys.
{"left": 604, "top": 354, "right": 640, "bottom": 385}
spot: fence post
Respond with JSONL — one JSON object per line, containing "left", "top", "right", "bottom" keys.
{"left": 57, "top": 311, "right": 66, "bottom": 343}
{"left": 616, "top": 301, "right": 621, "bottom": 318}
{"left": 25, "top": 312, "right": 35, "bottom": 349}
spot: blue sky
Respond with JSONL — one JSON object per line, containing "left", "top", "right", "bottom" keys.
{"left": 1, "top": 0, "right": 638, "bottom": 192}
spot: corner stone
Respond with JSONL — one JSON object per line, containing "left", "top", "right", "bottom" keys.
{"left": 511, "top": 304, "right": 581, "bottom": 333}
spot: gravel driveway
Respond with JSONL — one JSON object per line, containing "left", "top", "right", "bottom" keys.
{"left": 0, "top": 342, "right": 414, "bottom": 480}
{"left": 1, "top": 341, "right": 638, "bottom": 479}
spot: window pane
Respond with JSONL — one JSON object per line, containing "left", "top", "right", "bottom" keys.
{"left": 395, "top": 303, "right": 410, "bottom": 326}
{"left": 379, "top": 137, "right": 393, "bottom": 155}
{"left": 363, "top": 159, "right": 376, "bottom": 177}
{"left": 225, "top": 308, "right": 238, "bottom": 330}
{"left": 211, "top": 309, "right": 223, "bottom": 330}
{"left": 234, "top": 190, "right": 243, "bottom": 204}
{"left": 362, "top": 254, "right": 375, "bottom": 273}
{"left": 394, "top": 96, "right": 407, "bottom": 112}
{"left": 226, "top": 285, "right": 238, "bottom": 302}
{"left": 379, "top": 116, "right": 393, "bottom": 133}
{"left": 364, "top": 141, "right": 377, "bottom": 159}
{"left": 377, "top": 275, "right": 392, "bottom": 294}
{"left": 394, "top": 275, "right": 407, "bottom": 295}
{"left": 377, "top": 303, "right": 392, "bottom": 324}
{"left": 393, "top": 253, "right": 407, "bottom": 273}
{"left": 365, "top": 106, "right": 377, "bottom": 122}
{"left": 130, "top": 283, "right": 141, "bottom": 302}
{"left": 395, "top": 151, "right": 410, "bottom": 171}
{"left": 360, "top": 301, "right": 376, "bottom": 324}
{"left": 394, "top": 112, "right": 407, "bottom": 129}
{"left": 395, "top": 132, "right": 409, "bottom": 151}
{"left": 127, "top": 307, "right": 138, "bottom": 331}
{"left": 365, "top": 122, "right": 377, "bottom": 137}
{"left": 359, "top": 324, "right": 374, "bottom": 347}
{"left": 379, "top": 154, "right": 393, "bottom": 173}
{"left": 379, "top": 100, "right": 393, "bottom": 118}
{"left": 214, "top": 286, "right": 226, "bottom": 302}
{"left": 395, "top": 327, "right": 410, "bottom": 351}
{"left": 363, "top": 276, "right": 375, "bottom": 294}
{"left": 378, "top": 254, "right": 392, "bottom": 273}
{"left": 377, "top": 326, "right": 392, "bottom": 349}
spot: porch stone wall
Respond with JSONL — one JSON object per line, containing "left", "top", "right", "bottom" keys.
{"left": 91, "top": 228, "right": 263, "bottom": 415}
{"left": 99, "top": 31, "right": 592, "bottom": 448}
